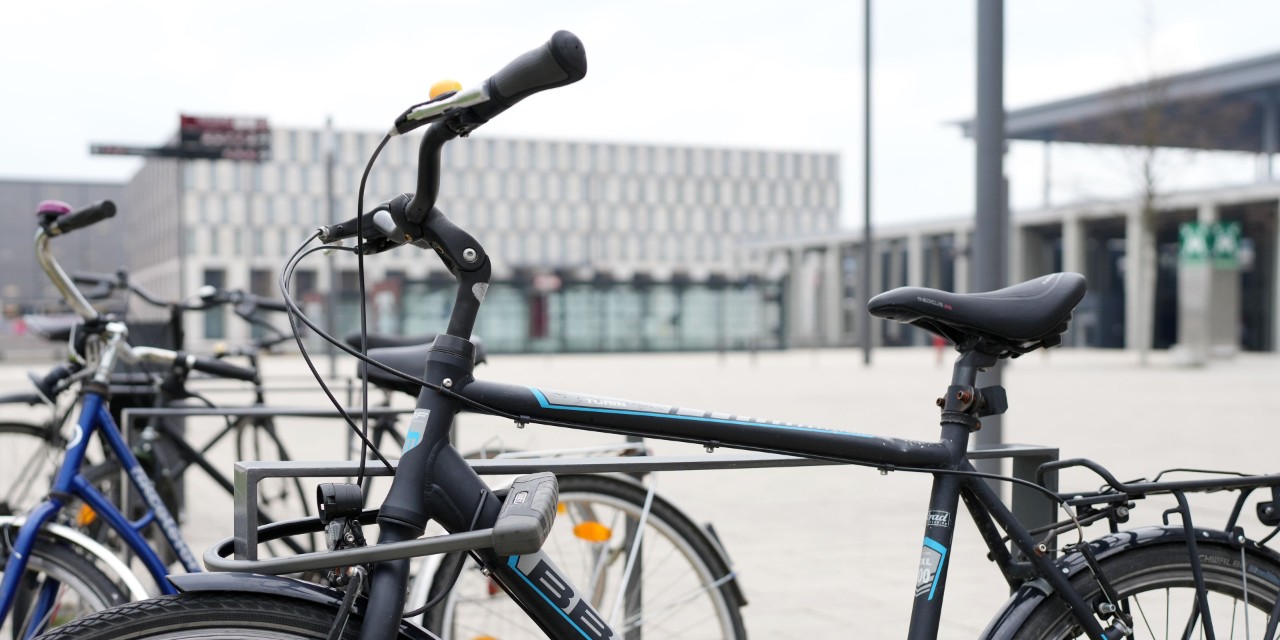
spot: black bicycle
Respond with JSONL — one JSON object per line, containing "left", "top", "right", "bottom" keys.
{"left": 40, "top": 31, "right": 1280, "bottom": 640}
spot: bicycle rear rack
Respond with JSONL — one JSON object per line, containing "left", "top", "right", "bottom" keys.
{"left": 117, "top": 405, "right": 1063, "bottom": 570}
{"left": 228, "top": 442, "right": 1061, "bottom": 563}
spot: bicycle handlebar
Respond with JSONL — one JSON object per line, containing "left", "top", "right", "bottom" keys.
{"left": 197, "top": 286, "right": 289, "bottom": 314}
{"left": 452, "top": 30, "right": 587, "bottom": 128}
{"left": 43, "top": 200, "right": 116, "bottom": 236}
{"left": 34, "top": 201, "right": 118, "bottom": 321}
{"left": 184, "top": 353, "right": 259, "bottom": 382}
{"left": 130, "top": 346, "right": 258, "bottom": 382}
{"left": 392, "top": 30, "right": 586, "bottom": 137}
{"left": 321, "top": 32, "right": 586, "bottom": 278}
{"left": 72, "top": 271, "right": 172, "bottom": 308}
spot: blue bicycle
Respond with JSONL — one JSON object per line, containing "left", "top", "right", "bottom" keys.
{"left": 0, "top": 200, "right": 256, "bottom": 638}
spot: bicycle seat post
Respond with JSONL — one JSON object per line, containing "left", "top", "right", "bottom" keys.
{"left": 949, "top": 349, "right": 998, "bottom": 388}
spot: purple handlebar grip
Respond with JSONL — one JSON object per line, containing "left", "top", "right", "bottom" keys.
{"left": 37, "top": 200, "right": 72, "bottom": 216}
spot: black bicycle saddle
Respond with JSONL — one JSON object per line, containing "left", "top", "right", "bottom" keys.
{"left": 868, "top": 272, "right": 1086, "bottom": 357}
{"left": 358, "top": 344, "right": 430, "bottom": 397}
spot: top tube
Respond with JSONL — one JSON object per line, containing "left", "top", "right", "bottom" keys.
{"left": 458, "top": 379, "right": 953, "bottom": 469}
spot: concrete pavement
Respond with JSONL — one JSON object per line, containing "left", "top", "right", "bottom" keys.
{"left": 2, "top": 346, "right": 1277, "bottom": 638}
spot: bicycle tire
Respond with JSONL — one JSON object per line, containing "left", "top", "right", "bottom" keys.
{"left": 31, "top": 593, "right": 377, "bottom": 639}
{"left": 0, "top": 421, "right": 63, "bottom": 517}
{"left": 422, "top": 473, "right": 748, "bottom": 640}
{"left": 1011, "top": 540, "right": 1280, "bottom": 639}
{"left": 0, "top": 535, "right": 127, "bottom": 637}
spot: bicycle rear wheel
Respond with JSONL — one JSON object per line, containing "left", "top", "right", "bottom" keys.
{"left": 423, "top": 473, "right": 747, "bottom": 640}
{"left": 32, "top": 593, "right": 373, "bottom": 639}
{"left": 0, "top": 535, "right": 127, "bottom": 638}
{"left": 1011, "top": 541, "right": 1280, "bottom": 639}
{"left": 0, "top": 421, "right": 62, "bottom": 516}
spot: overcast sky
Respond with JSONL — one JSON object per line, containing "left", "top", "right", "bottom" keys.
{"left": 5, "top": 1, "right": 1280, "bottom": 228}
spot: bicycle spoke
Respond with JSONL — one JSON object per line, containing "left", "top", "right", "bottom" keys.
{"left": 620, "top": 573, "right": 736, "bottom": 632}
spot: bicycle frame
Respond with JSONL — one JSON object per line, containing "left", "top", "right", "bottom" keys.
{"left": 291, "top": 106, "right": 1109, "bottom": 638}
{"left": 0, "top": 377, "right": 201, "bottom": 637}
{"left": 346, "top": 339, "right": 1110, "bottom": 640}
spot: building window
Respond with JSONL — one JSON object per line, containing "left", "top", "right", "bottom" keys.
{"left": 553, "top": 142, "right": 570, "bottom": 171}
{"left": 444, "top": 141, "right": 465, "bottom": 168}
{"left": 492, "top": 140, "right": 510, "bottom": 170}
{"left": 203, "top": 269, "right": 227, "bottom": 339}
{"left": 294, "top": 269, "right": 318, "bottom": 298}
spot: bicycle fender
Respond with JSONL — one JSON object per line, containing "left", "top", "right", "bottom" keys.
{"left": 167, "top": 572, "right": 437, "bottom": 640}
{"left": 979, "top": 525, "right": 1280, "bottom": 639}
{"left": 0, "top": 515, "right": 150, "bottom": 601}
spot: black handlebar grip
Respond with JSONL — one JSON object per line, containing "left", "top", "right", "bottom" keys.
{"left": 318, "top": 209, "right": 384, "bottom": 243}
{"left": 251, "top": 298, "right": 290, "bottom": 313}
{"left": 29, "top": 363, "right": 80, "bottom": 404}
{"left": 465, "top": 30, "right": 587, "bottom": 124}
{"left": 184, "top": 354, "right": 258, "bottom": 382}
{"left": 49, "top": 200, "right": 117, "bottom": 236}
{"left": 72, "top": 273, "right": 119, "bottom": 300}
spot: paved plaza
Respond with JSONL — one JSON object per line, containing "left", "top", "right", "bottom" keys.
{"left": 2, "top": 346, "right": 1277, "bottom": 637}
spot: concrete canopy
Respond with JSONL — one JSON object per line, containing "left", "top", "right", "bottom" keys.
{"left": 958, "top": 51, "right": 1280, "bottom": 153}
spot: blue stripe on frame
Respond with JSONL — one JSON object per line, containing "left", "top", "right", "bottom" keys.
{"left": 506, "top": 555, "right": 595, "bottom": 640}
{"left": 923, "top": 537, "right": 948, "bottom": 601}
{"left": 528, "top": 387, "right": 872, "bottom": 438}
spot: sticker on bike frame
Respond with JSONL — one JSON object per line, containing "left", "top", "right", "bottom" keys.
{"left": 127, "top": 465, "right": 200, "bottom": 571}
{"left": 403, "top": 409, "right": 429, "bottom": 453}
{"left": 508, "top": 552, "right": 615, "bottom": 639}
{"left": 66, "top": 422, "right": 84, "bottom": 449}
{"left": 926, "top": 510, "right": 952, "bottom": 529}
{"left": 915, "top": 537, "right": 948, "bottom": 601}
{"left": 529, "top": 387, "right": 874, "bottom": 438}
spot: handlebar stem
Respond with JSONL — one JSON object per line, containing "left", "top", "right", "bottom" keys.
{"left": 406, "top": 122, "right": 458, "bottom": 223}
{"left": 92, "top": 321, "right": 129, "bottom": 386}
{"left": 35, "top": 229, "right": 101, "bottom": 321}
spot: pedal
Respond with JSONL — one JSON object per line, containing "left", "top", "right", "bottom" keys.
{"left": 492, "top": 472, "right": 559, "bottom": 556}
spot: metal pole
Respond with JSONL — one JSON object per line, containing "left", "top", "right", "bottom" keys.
{"left": 176, "top": 159, "right": 187, "bottom": 301}
{"left": 972, "top": 1, "right": 1003, "bottom": 476}
{"left": 860, "top": 0, "right": 874, "bottom": 366}
{"left": 1042, "top": 140, "right": 1051, "bottom": 209}
{"left": 325, "top": 117, "right": 338, "bottom": 378}
{"left": 973, "top": 0, "right": 1006, "bottom": 473}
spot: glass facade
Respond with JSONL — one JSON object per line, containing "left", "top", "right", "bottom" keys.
{"left": 330, "top": 276, "right": 786, "bottom": 354}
